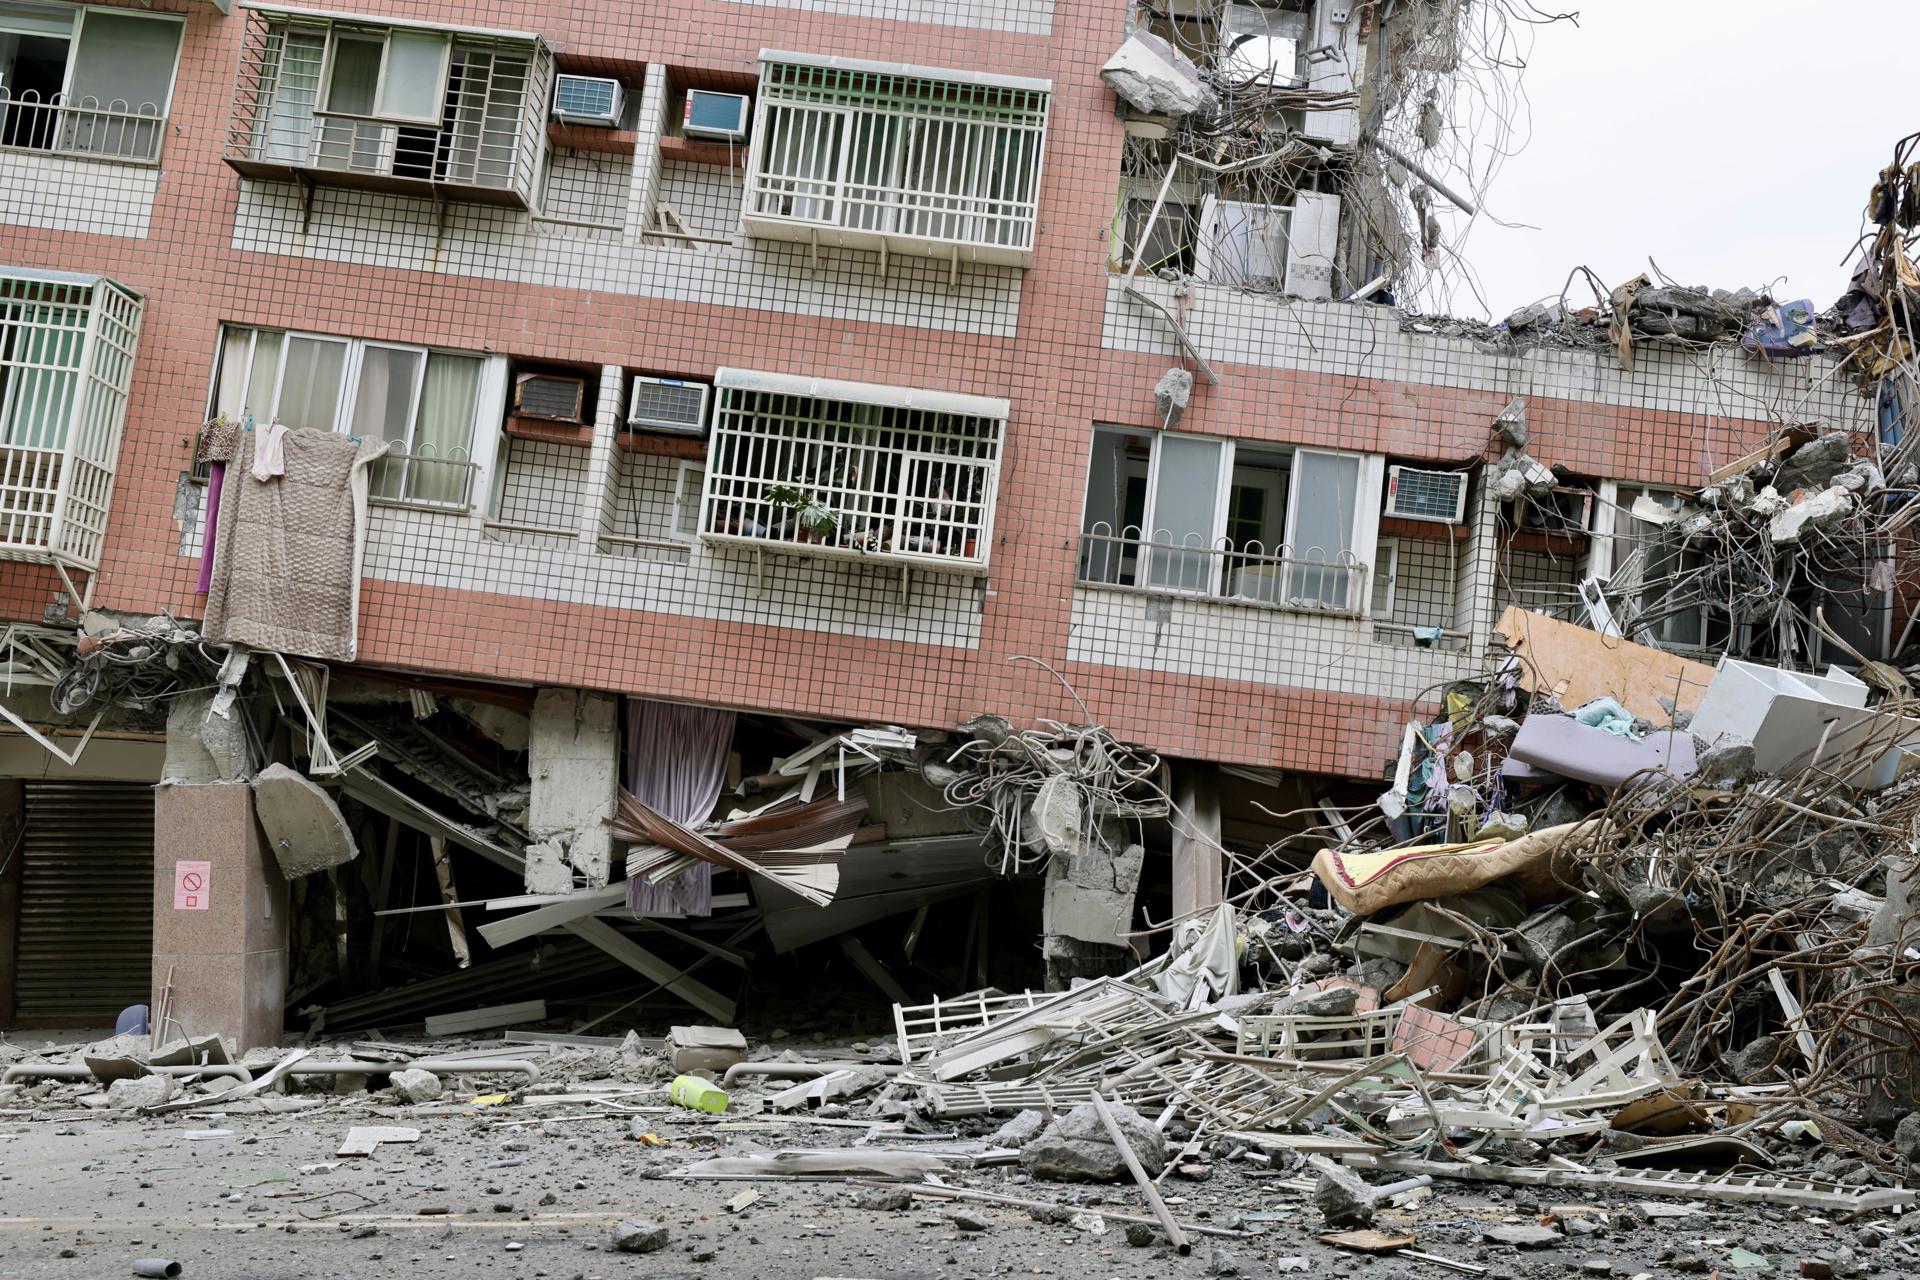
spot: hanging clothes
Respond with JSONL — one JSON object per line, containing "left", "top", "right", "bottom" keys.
{"left": 623, "top": 699, "right": 737, "bottom": 916}
{"left": 193, "top": 416, "right": 241, "bottom": 596}
{"left": 251, "top": 417, "right": 288, "bottom": 481}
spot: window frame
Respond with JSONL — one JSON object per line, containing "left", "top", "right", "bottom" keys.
{"left": 317, "top": 26, "right": 450, "bottom": 126}
{"left": 1193, "top": 195, "right": 1296, "bottom": 287}
{"left": 1610, "top": 482, "right": 1710, "bottom": 649}
{"left": 0, "top": 4, "right": 184, "bottom": 164}
{"left": 1079, "top": 428, "right": 1376, "bottom": 614}
{"left": 672, "top": 461, "right": 705, "bottom": 542}
{"left": 206, "top": 324, "right": 487, "bottom": 511}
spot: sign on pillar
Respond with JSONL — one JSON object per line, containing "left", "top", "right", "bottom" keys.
{"left": 172, "top": 859, "right": 212, "bottom": 911}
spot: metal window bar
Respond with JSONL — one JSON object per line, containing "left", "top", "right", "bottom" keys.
{"left": 0, "top": 274, "right": 143, "bottom": 598}
{"left": 367, "top": 443, "right": 478, "bottom": 512}
{"left": 702, "top": 386, "right": 1002, "bottom": 571}
{"left": 226, "top": 14, "right": 546, "bottom": 207}
{"left": 1076, "top": 524, "right": 1369, "bottom": 616}
{"left": 749, "top": 61, "right": 1047, "bottom": 256}
{"left": 0, "top": 89, "right": 168, "bottom": 165}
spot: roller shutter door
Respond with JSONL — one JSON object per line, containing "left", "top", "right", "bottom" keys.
{"left": 15, "top": 782, "right": 153, "bottom": 1023}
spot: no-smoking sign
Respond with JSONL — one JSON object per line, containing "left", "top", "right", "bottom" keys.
{"left": 173, "top": 860, "right": 212, "bottom": 911}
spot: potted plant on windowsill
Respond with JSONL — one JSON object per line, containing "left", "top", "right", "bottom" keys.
{"left": 766, "top": 484, "right": 838, "bottom": 544}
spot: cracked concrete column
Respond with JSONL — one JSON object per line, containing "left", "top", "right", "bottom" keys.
{"left": 528, "top": 689, "right": 620, "bottom": 890}
{"left": 1171, "top": 760, "right": 1223, "bottom": 921}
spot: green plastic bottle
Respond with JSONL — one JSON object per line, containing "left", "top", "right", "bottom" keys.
{"left": 670, "top": 1074, "right": 729, "bottom": 1114}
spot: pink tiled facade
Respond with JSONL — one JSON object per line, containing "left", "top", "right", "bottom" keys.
{"left": 0, "top": 0, "right": 1866, "bottom": 782}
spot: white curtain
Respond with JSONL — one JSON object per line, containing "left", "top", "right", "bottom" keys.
{"left": 407, "top": 352, "right": 478, "bottom": 504}
{"left": 623, "top": 699, "right": 738, "bottom": 915}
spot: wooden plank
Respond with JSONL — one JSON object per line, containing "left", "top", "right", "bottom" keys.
{"left": 423, "top": 999, "right": 547, "bottom": 1036}
{"left": 476, "top": 884, "right": 626, "bottom": 948}
{"left": 837, "top": 935, "right": 911, "bottom": 1005}
{"left": 562, "top": 917, "right": 735, "bottom": 1023}
{"left": 1493, "top": 606, "right": 1716, "bottom": 723}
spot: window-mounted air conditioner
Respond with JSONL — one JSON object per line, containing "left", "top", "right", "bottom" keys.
{"left": 1384, "top": 465, "right": 1467, "bottom": 524}
{"left": 684, "top": 90, "right": 750, "bottom": 142}
{"left": 514, "top": 373, "right": 588, "bottom": 423}
{"left": 553, "top": 75, "right": 625, "bottom": 128}
{"left": 628, "top": 376, "right": 711, "bottom": 437}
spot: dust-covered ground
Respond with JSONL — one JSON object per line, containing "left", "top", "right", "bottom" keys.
{"left": 0, "top": 1032, "right": 1914, "bottom": 1280}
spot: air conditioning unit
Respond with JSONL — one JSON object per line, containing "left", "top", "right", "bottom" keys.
{"left": 684, "top": 90, "right": 750, "bottom": 142}
{"left": 628, "top": 376, "right": 711, "bottom": 436}
{"left": 514, "top": 373, "right": 587, "bottom": 423}
{"left": 1524, "top": 485, "right": 1596, "bottom": 535}
{"left": 552, "top": 75, "right": 625, "bottom": 128}
{"left": 1384, "top": 465, "right": 1468, "bottom": 524}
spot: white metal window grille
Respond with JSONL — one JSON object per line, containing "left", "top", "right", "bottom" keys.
{"left": 0, "top": 270, "right": 142, "bottom": 604}
{"left": 702, "top": 374, "right": 1004, "bottom": 571}
{"left": 225, "top": 10, "right": 551, "bottom": 209}
{"left": 745, "top": 53, "right": 1049, "bottom": 268}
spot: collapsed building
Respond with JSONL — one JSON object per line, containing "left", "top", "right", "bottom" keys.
{"left": 5, "top": 2, "right": 1920, "bottom": 1240}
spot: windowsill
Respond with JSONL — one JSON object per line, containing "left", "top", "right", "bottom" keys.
{"left": 597, "top": 533, "right": 693, "bottom": 559}
{"left": 225, "top": 155, "right": 532, "bottom": 210}
{"left": 704, "top": 531, "right": 986, "bottom": 575}
{"left": 741, "top": 216, "right": 1033, "bottom": 268}
{"left": 0, "top": 141, "right": 162, "bottom": 169}
{"left": 1074, "top": 577, "right": 1364, "bottom": 621}
{"left": 369, "top": 497, "right": 474, "bottom": 516}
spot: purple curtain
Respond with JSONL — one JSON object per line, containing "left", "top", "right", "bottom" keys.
{"left": 623, "top": 699, "right": 737, "bottom": 915}
{"left": 196, "top": 462, "right": 226, "bottom": 595}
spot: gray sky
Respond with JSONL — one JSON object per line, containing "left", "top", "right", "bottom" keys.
{"left": 1448, "top": 0, "right": 1920, "bottom": 321}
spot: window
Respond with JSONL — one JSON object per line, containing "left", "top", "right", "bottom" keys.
{"left": 0, "top": 4, "right": 181, "bottom": 163}
{"left": 209, "top": 326, "right": 485, "bottom": 509}
{"left": 1078, "top": 427, "right": 1372, "bottom": 613}
{"left": 1118, "top": 195, "right": 1197, "bottom": 275}
{"left": 672, "top": 463, "right": 704, "bottom": 541}
{"left": 229, "top": 12, "right": 550, "bottom": 208}
{"left": 1613, "top": 485, "right": 1706, "bottom": 648}
{"left": 744, "top": 53, "right": 1050, "bottom": 266}
{"left": 1218, "top": 3, "right": 1306, "bottom": 82}
{"left": 702, "top": 369, "right": 1005, "bottom": 570}
{"left": 1196, "top": 197, "right": 1293, "bottom": 289}
{"left": 0, "top": 269, "right": 143, "bottom": 579}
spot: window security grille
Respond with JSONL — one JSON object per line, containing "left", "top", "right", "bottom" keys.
{"left": 0, "top": 271, "right": 143, "bottom": 593}
{"left": 745, "top": 55, "right": 1049, "bottom": 266}
{"left": 702, "top": 380, "right": 1004, "bottom": 571}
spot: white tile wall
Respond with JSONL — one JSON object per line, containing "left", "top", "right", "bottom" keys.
{"left": 719, "top": 0, "right": 1054, "bottom": 36}
{"left": 1102, "top": 279, "right": 1873, "bottom": 436}
{"left": 1068, "top": 585, "right": 1478, "bottom": 701}
{"left": 0, "top": 152, "right": 159, "bottom": 239}
{"left": 228, "top": 178, "right": 1025, "bottom": 339}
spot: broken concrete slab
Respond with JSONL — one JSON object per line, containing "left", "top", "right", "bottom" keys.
{"left": 1483, "top": 1223, "right": 1566, "bottom": 1248}
{"left": 1099, "top": 30, "right": 1210, "bottom": 117}
{"left": 106, "top": 1074, "right": 175, "bottom": 1111}
{"left": 1311, "top": 1162, "right": 1379, "bottom": 1228}
{"left": 611, "top": 1217, "right": 669, "bottom": 1253}
{"left": 250, "top": 763, "right": 358, "bottom": 878}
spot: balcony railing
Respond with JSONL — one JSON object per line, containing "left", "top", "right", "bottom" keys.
{"left": 1077, "top": 524, "right": 1369, "bottom": 617}
{"left": 222, "top": 11, "right": 551, "bottom": 209}
{"left": 744, "top": 53, "right": 1050, "bottom": 268}
{"left": 0, "top": 270, "right": 145, "bottom": 606}
{"left": 0, "top": 90, "right": 166, "bottom": 165}
{"left": 367, "top": 445, "right": 478, "bottom": 512}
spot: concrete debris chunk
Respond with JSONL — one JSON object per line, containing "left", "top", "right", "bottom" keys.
{"left": 1484, "top": 1223, "right": 1567, "bottom": 1248}
{"left": 250, "top": 762, "right": 359, "bottom": 877}
{"left": 610, "top": 1217, "right": 669, "bottom": 1254}
{"left": 388, "top": 1068, "right": 442, "bottom": 1104}
{"left": 1311, "top": 1162, "right": 1380, "bottom": 1228}
{"left": 1154, "top": 367, "right": 1194, "bottom": 424}
{"left": 1019, "top": 1101, "right": 1167, "bottom": 1182}
{"left": 106, "top": 1074, "right": 175, "bottom": 1111}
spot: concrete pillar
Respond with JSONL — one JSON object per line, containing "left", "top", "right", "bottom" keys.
{"left": 528, "top": 689, "right": 620, "bottom": 889}
{"left": 578, "top": 364, "right": 624, "bottom": 551}
{"left": 623, "top": 64, "right": 668, "bottom": 237}
{"left": 0, "top": 780, "right": 22, "bottom": 1024}
{"left": 151, "top": 782, "right": 287, "bottom": 1051}
{"left": 1170, "top": 760, "right": 1223, "bottom": 920}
